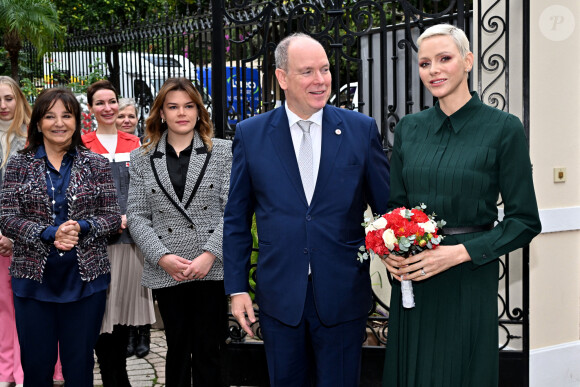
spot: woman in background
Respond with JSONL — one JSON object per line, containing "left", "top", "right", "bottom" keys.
{"left": 127, "top": 77, "right": 231, "bottom": 387}
{"left": 83, "top": 80, "right": 156, "bottom": 386}
{"left": 381, "top": 24, "right": 541, "bottom": 386}
{"left": 0, "top": 76, "right": 29, "bottom": 387}
{"left": 0, "top": 87, "right": 120, "bottom": 386}
{"left": 116, "top": 98, "right": 139, "bottom": 136}
{"left": 114, "top": 97, "right": 154, "bottom": 359}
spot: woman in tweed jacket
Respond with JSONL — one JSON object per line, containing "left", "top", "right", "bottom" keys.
{"left": 127, "top": 78, "right": 231, "bottom": 387}
{"left": 0, "top": 88, "right": 121, "bottom": 386}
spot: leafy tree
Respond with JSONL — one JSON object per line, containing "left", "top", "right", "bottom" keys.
{"left": 53, "top": 0, "right": 177, "bottom": 30}
{"left": 0, "top": 0, "right": 63, "bottom": 81}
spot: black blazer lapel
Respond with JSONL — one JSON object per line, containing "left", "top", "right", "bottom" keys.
{"left": 149, "top": 132, "right": 195, "bottom": 224}
{"left": 181, "top": 132, "right": 211, "bottom": 210}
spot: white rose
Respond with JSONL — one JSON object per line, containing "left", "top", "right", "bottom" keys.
{"left": 372, "top": 217, "right": 388, "bottom": 230}
{"left": 382, "top": 228, "right": 397, "bottom": 250}
{"left": 419, "top": 220, "right": 437, "bottom": 233}
{"left": 364, "top": 224, "right": 375, "bottom": 235}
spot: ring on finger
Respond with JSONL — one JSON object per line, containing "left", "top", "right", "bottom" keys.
{"left": 420, "top": 268, "right": 426, "bottom": 276}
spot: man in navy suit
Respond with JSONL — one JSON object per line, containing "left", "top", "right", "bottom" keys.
{"left": 223, "top": 33, "right": 390, "bottom": 386}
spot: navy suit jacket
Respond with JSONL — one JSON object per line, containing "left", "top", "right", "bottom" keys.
{"left": 223, "top": 104, "right": 390, "bottom": 326}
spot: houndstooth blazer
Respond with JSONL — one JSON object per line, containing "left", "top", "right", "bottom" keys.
{"left": 127, "top": 130, "right": 231, "bottom": 289}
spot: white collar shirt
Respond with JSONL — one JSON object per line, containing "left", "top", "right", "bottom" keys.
{"left": 285, "top": 103, "right": 323, "bottom": 193}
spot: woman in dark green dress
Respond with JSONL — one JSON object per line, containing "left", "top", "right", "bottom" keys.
{"left": 381, "top": 24, "right": 541, "bottom": 386}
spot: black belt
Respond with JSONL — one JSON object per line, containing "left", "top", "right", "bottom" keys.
{"left": 440, "top": 223, "right": 494, "bottom": 236}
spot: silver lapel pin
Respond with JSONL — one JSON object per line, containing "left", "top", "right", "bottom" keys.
{"left": 335, "top": 129, "right": 342, "bottom": 135}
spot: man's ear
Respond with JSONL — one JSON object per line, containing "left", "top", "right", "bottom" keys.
{"left": 275, "top": 68, "right": 288, "bottom": 90}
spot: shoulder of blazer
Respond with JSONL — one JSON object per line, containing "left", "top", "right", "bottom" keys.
{"left": 76, "top": 148, "right": 110, "bottom": 169}
{"left": 210, "top": 138, "right": 232, "bottom": 154}
{"left": 323, "top": 104, "right": 373, "bottom": 126}
{"left": 238, "top": 106, "right": 286, "bottom": 132}
{"left": 129, "top": 146, "right": 149, "bottom": 164}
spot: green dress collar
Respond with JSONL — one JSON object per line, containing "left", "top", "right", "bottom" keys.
{"left": 433, "top": 91, "right": 484, "bottom": 134}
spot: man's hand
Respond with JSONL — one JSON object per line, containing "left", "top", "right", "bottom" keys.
{"left": 230, "top": 293, "right": 256, "bottom": 337}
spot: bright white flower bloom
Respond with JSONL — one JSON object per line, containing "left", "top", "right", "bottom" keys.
{"left": 382, "top": 228, "right": 397, "bottom": 250}
{"left": 419, "top": 220, "right": 437, "bottom": 233}
{"left": 372, "top": 217, "right": 388, "bottom": 230}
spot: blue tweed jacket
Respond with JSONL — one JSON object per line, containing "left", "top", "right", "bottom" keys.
{"left": 0, "top": 147, "right": 121, "bottom": 282}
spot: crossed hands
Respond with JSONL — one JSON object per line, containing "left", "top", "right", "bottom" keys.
{"left": 54, "top": 220, "right": 81, "bottom": 251}
{"left": 381, "top": 244, "right": 471, "bottom": 281}
{"left": 158, "top": 251, "right": 216, "bottom": 282}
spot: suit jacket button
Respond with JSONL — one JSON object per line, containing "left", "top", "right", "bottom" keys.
{"left": 306, "top": 215, "right": 311, "bottom": 221}
{"left": 188, "top": 224, "right": 194, "bottom": 229}
{"left": 482, "top": 254, "right": 487, "bottom": 259}
{"left": 303, "top": 248, "right": 308, "bottom": 254}
{"left": 203, "top": 206, "right": 208, "bottom": 210}
{"left": 168, "top": 228, "right": 173, "bottom": 233}
{"left": 152, "top": 189, "right": 156, "bottom": 193}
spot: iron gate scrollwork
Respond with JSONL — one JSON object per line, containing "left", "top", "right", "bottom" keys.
{"left": 221, "top": 1, "right": 530, "bottom": 386}
{"left": 20, "top": 0, "right": 529, "bottom": 385}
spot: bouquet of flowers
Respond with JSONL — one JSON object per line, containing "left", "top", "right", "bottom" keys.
{"left": 358, "top": 204, "right": 445, "bottom": 308}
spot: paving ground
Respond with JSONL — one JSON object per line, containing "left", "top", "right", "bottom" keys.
{"left": 93, "top": 329, "right": 167, "bottom": 387}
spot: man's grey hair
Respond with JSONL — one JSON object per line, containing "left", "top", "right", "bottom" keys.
{"left": 275, "top": 33, "right": 323, "bottom": 71}
{"left": 417, "top": 24, "right": 471, "bottom": 58}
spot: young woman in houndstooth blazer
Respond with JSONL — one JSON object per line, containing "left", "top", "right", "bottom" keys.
{"left": 127, "top": 78, "right": 231, "bottom": 387}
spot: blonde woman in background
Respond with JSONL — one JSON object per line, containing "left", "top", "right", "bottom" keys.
{"left": 0, "top": 76, "right": 29, "bottom": 387}
{"left": 116, "top": 98, "right": 139, "bottom": 136}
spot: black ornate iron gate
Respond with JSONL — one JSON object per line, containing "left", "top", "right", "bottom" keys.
{"left": 22, "top": 1, "right": 530, "bottom": 385}
{"left": 217, "top": 1, "right": 531, "bottom": 386}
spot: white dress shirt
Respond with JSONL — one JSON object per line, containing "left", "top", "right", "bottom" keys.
{"left": 284, "top": 103, "right": 323, "bottom": 204}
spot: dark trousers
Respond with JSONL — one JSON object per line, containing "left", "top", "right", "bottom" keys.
{"left": 13, "top": 290, "right": 106, "bottom": 387}
{"left": 95, "top": 325, "right": 131, "bottom": 387}
{"left": 153, "top": 280, "right": 227, "bottom": 387}
{"left": 260, "top": 280, "right": 367, "bottom": 387}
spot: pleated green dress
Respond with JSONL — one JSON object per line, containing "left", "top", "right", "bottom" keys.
{"left": 382, "top": 93, "right": 541, "bottom": 387}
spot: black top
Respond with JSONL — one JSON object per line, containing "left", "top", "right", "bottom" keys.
{"left": 166, "top": 140, "right": 193, "bottom": 202}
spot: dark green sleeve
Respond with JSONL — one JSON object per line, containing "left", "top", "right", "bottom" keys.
{"left": 463, "top": 114, "right": 542, "bottom": 265}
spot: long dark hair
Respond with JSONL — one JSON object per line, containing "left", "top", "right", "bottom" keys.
{"left": 142, "top": 77, "right": 213, "bottom": 152}
{"left": 21, "top": 88, "right": 85, "bottom": 154}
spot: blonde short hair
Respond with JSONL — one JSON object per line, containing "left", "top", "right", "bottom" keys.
{"left": 417, "top": 24, "right": 471, "bottom": 58}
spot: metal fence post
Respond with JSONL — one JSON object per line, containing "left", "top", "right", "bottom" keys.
{"left": 211, "top": 0, "right": 226, "bottom": 139}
